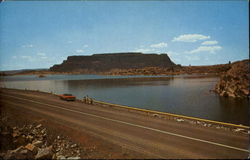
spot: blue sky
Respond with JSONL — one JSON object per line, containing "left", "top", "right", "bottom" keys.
{"left": 0, "top": 1, "right": 248, "bottom": 70}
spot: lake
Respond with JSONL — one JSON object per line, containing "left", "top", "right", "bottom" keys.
{"left": 1, "top": 74, "right": 249, "bottom": 125}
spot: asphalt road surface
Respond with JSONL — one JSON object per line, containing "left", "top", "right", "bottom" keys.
{"left": 0, "top": 88, "right": 249, "bottom": 159}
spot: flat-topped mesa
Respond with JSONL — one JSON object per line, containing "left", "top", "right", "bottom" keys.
{"left": 49, "top": 52, "right": 176, "bottom": 72}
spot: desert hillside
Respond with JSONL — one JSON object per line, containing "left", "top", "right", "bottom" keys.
{"left": 215, "top": 59, "right": 249, "bottom": 98}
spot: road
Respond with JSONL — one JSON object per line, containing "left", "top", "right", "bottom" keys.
{"left": 0, "top": 88, "right": 249, "bottom": 159}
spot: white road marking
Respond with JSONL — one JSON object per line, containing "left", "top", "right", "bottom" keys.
{"left": 2, "top": 94, "right": 249, "bottom": 153}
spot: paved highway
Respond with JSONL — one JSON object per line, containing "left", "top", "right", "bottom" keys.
{"left": 0, "top": 88, "right": 249, "bottom": 159}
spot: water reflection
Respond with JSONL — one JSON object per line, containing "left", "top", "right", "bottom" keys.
{"left": 64, "top": 77, "right": 173, "bottom": 88}
{"left": 218, "top": 97, "right": 250, "bottom": 125}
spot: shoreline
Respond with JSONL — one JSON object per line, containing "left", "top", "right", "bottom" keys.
{"left": 0, "top": 71, "right": 221, "bottom": 77}
{"left": 0, "top": 73, "right": 220, "bottom": 80}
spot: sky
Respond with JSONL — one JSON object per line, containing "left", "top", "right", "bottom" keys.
{"left": 0, "top": 1, "right": 249, "bottom": 70}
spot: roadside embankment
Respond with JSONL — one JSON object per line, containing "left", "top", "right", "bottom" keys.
{"left": 0, "top": 122, "right": 81, "bottom": 159}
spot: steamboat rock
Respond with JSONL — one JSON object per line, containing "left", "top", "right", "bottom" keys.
{"left": 49, "top": 52, "right": 176, "bottom": 72}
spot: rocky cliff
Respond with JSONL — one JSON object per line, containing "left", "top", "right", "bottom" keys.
{"left": 215, "top": 59, "right": 249, "bottom": 98}
{"left": 49, "top": 53, "right": 176, "bottom": 72}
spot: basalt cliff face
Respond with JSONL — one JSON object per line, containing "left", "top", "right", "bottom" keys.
{"left": 215, "top": 59, "right": 249, "bottom": 98}
{"left": 49, "top": 53, "right": 176, "bottom": 72}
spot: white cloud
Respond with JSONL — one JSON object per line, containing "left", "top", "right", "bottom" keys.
{"left": 76, "top": 49, "right": 84, "bottom": 53}
{"left": 134, "top": 48, "right": 154, "bottom": 53}
{"left": 134, "top": 42, "right": 168, "bottom": 53}
{"left": 41, "top": 56, "right": 48, "bottom": 59}
{"left": 22, "top": 44, "right": 33, "bottom": 48}
{"left": 189, "top": 45, "right": 222, "bottom": 54}
{"left": 166, "top": 51, "right": 180, "bottom": 63}
{"left": 67, "top": 41, "right": 73, "bottom": 44}
{"left": 185, "top": 55, "right": 200, "bottom": 61}
{"left": 150, "top": 42, "right": 168, "bottom": 48}
{"left": 83, "top": 44, "right": 88, "bottom": 48}
{"left": 21, "top": 56, "right": 31, "bottom": 59}
{"left": 17, "top": 52, "right": 48, "bottom": 62}
{"left": 21, "top": 56, "right": 34, "bottom": 61}
{"left": 172, "top": 34, "right": 210, "bottom": 42}
{"left": 37, "top": 52, "right": 46, "bottom": 56}
{"left": 201, "top": 40, "right": 218, "bottom": 45}
{"left": 55, "top": 57, "right": 66, "bottom": 64}
{"left": 167, "top": 51, "right": 179, "bottom": 56}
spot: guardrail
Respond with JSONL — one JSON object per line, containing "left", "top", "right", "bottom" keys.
{"left": 93, "top": 100, "right": 250, "bottom": 130}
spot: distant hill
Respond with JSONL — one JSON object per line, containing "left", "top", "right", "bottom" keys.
{"left": 49, "top": 52, "right": 176, "bottom": 72}
{"left": 0, "top": 68, "right": 48, "bottom": 76}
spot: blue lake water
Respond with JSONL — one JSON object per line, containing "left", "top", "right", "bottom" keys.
{"left": 1, "top": 74, "right": 249, "bottom": 125}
